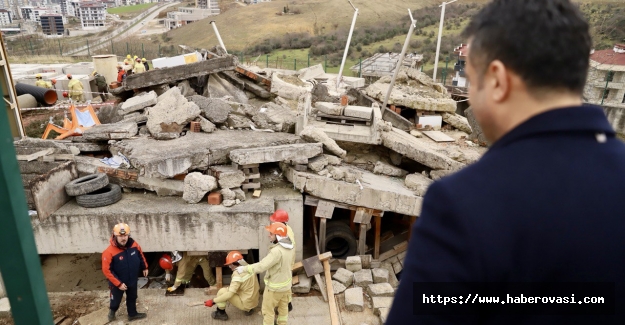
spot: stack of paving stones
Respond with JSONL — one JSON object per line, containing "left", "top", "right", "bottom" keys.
{"left": 321, "top": 255, "right": 395, "bottom": 324}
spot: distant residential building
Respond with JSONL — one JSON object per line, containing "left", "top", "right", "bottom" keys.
{"left": 195, "top": 0, "right": 219, "bottom": 13}
{"left": 0, "top": 0, "right": 28, "bottom": 19}
{"left": 40, "top": 13, "right": 64, "bottom": 35}
{"left": 78, "top": 2, "right": 105, "bottom": 29}
{"left": 19, "top": 5, "right": 32, "bottom": 19}
{"left": 244, "top": 0, "right": 271, "bottom": 3}
{"left": 585, "top": 44, "right": 625, "bottom": 107}
{"left": 0, "top": 9, "right": 11, "bottom": 25}
{"left": 164, "top": 7, "right": 217, "bottom": 30}
{"left": 452, "top": 43, "right": 469, "bottom": 88}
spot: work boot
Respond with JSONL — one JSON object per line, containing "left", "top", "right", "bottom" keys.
{"left": 244, "top": 308, "right": 255, "bottom": 316}
{"left": 212, "top": 308, "right": 229, "bottom": 321}
{"left": 107, "top": 309, "right": 116, "bottom": 322}
{"left": 128, "top": 313, "right": 147, "bottom": 321}
{"left": 288, "top": 302, "right": 293, "bottom": 311}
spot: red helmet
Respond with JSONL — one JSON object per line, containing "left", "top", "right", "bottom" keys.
{"left": 62, "top": 91, "right": 68, "bottom": 98}
{"left": 159, "top": 254, "right": 173, "bottom": 270}
{"left": 225, "top": 250, "right": 243, "bottom": 266}
{"left": 265, "top": 222, "right": 287, "bottom": 237}
{"left": 270, "top": 209, "right": 289, "bottom": 223}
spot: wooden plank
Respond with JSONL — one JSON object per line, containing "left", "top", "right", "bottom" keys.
{"left": 353, "top": 207, "right": 373, "bottom": 224}
{"left": 378, "top": 240, "right": 409, "bottom": 262}
{"left": 216, "top": 266, "right": 223, "bottom": 289}
{"left": 374, "top": 215, "right": 382, "bottom": 260}
{"left": 241, "top": 183, "right": 261, "bottom": 190}
{"left": 252, "top": 190, "right": 262, "bottom": 198}
{"left": 186, "top": 301, "right": 205, "bottom": 307}
{"left": 232, "top": 162, "right": 259, "bottom": 169}
{"left": 53, "top": 154, "right": 76, "bottom": 161}
{"left": 323, "top": 259, "right": 341, "bottom": 325}
{"left": 292, "top": 275, "right": 299, "bottom": 285}
{"left": 304, "top": 195, "right": 384, "bottom": 217}
{"left": 292, "top": 252, "right": 333, "bottom": 272}
{"left": 358, "top": 223, "right": 367, "bottom": 255}
{"left": 315, "top": 273, "right": 328, "bottom": 302}
{"left": 315, "top": 200, "right": 335, "bottom": 219}
{"left": 349, "top": 210, "right": 356, "bottom": 235}
{"left": 245, "top": 173, "right": 260, "bottom": 179}
{"left": 319, "top": 218, "right": 327, "bottom": 253}
{"left": 422, "top": 130, "right": 455, "bottom": 142}
{"left": 187, "top": 251, "right": 208, "bottom": 256}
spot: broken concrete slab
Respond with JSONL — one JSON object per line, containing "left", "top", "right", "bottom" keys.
{"left": 271, "top": 73, "right": 311, "bottom": 100}
{"left": 343, "top": 106, "right": 373, "bottom": 119}
{"left": 206, "top": 72, "right": 251, "bottom": 103}
{"left": 367, "top": 283, "right": 394, "bottom": 297}
{"left": 381, "top": 128, "right": 465, "bottom": 171}
{"left": 14, "top": 137, "right": 72, "bottom": 155}
{"left": 315, "top": 102, "right": 343, "bottom": 116}
{"left": 405, "top": 173, "right": 434, "bottom": 196}
{"left": 183, "top": 172, "right": 217, "bottom": 204}
{"left": 298, "top": 64, "right": 325, "bottom": 81}
{"left": 220, "top": 71, "right": 271, "bottom": 99}
{"left": 292, "top": 274, "right": 312, "bottom": 293}
{"left": 197, "top": 116, "right": 216, "bottom": 133}
{"left": 227, "top": 114, "right": 254, "bottom": 129}
{"left": 381, "top": 107, "right": 413, "bottom": 131}
{"left": 223, "top": 199, "right": 236, "bottom": 207}
{"left": 430, "top": 169, "right": 455, "bottom": 181}
{"left": 282, "top": 163, "right": 422, "bottom": 216}
{"left": 253, "top": 102, "right": 296, "bottom": 133}
{"left": 465, "top": 107, "right": 488, "bottom": 146}
{"left": 221, "top": 187, "right": 236, "bottom": 200}
{"left": 147, "top": 87, "right": 201, "bottom": 140}
{"left": 300, "top": 126, "right": 347, "bottom": 158}
{"left": 233, "top": 188, "right": 246, "bottom": 201}
{"left": 373, "top": 161, "right": 408, "bottom": 177}
{"left": 82, "top": 121, "right": 138, "bottom": 141}
{"left": 344, "top": 287, "right": 364, "bottom": 312}
{"left": 333, "top": 280, "right": 347, "bottom": 295}
{"left": 112, "top": 131, "right": 301, "bottom": 179}
{"left": 122, "top": 112, "right": 148, "bottom": 124}
{"left": 332, "top": 268, "right": 354, "bottom": 287}
{"left": 113, "top": 176, "right": 184, "bottom": 196}
{"left": 380, "top": 262, "right": 399, "bottom": 288}
{"left": 229, "top": 143, "right": 322, "bottom": 165}
{"left": 442, "top": 112, "right": 472, "bottom": 134}
{"left": 210, "top": 165, "right": 246, "bottom": 189}
{"left": 189, "top": 95, "right": 232, "bottom": 124}
{"left": 324, "top": 154, "right": 342, "bottom": 166}
{"left": 118, "top": 91, "right": 157, "bottom": 115}
{"left": 30, "top": 161, "right": 78, "bottom": 220}
{"left": 96, "top": 104, "right": 123, "bottom": 124}
{"left": 124, "top": 55, "right": 237, "bottom": 89}
{"left": 307, "top": 155, "right": 328, "bottom": 172}
{"left": 365, "top": 67, "right": 456, "bottom": 112}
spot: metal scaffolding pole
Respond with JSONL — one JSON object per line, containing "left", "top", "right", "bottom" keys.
{"left": 336, "top": 0, "right": 359, "bottom": 91}
{"left": 382, "top": 9, "right": 417, "bottom": 111}
{"left": 433, "top": 0, "right": 457, "bottom": 81}
{"left": 210, "top": 21, "right": 228, "bottom": 54}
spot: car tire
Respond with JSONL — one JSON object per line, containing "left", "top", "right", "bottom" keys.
{"left": 324, "top": 221, "right": 358, "bottom": 259}
{"left": 76, "top": 184, "right": 122, "bottom": 208}
{"left": 65, "top": 173, "right": 109, "bottom": 196}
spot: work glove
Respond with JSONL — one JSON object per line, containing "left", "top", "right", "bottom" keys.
{"left": 167, "top": 286, "right": 178, "bottom": 292}
{"left": 236, "top": 266, "right": 247, "bottom": 274}
{"left": 204, "top": 299, "right": 214, "bottom": 307}
{"left": 165, "top": 273, "right": 171, "bottom": 282}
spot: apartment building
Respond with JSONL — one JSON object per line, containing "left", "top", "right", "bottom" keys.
{"left": 195, "top": 0, "right": 219, "bottom": 14}
{"left": 0, "top": 9, "right": 11, "bottom": 25}
{"left": 78, "top": 2, "right": 105, "bottom": 30}
{"left": 164, "top": 7, "right": 216, "bottom": 30}
{"left": 40, "top": 13, "right": 64, "bottom": 35}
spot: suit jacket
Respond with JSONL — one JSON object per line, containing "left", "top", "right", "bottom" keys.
{"left": 387, "top": 105, "right": 625, "bottom": 325}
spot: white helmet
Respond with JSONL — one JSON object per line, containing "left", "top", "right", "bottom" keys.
{"left": 171, "top": 250, "right": 182, "bottom": 263}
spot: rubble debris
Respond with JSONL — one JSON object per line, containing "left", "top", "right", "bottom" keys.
{"left": 253, "top": 102, "right": 296, "bottom": 133}
{"left": 346, "top": 256, "right": 363, "bottom": 272}
{"left": 177, "top": 80, "right": 197, "bottom": 97}
{"left": 270, "top": 74, "right": 311, "bottom": 100}
{"left": 221, "top": 71, "right": 271, "bottom": 99}
{"left": 196, "top": 116, "right": 216, "bottom": 133}
{"left": 300, "top": 126, "right": 347, "bottom": 158}
{"left": 409, "top": 130, "right": 423, "bottom": 138}
{"left": 365, "top": 67, "right": 456, "bottom": 112}
{"left": 82, "top": 121, "right": 138, "bottom": 141}
{"left": 97, "top": 105, "right": 122, "bottom": 124}
{"left": 315, "top": 102, "right": 344, "bottom": 116}
{"left": 189, "top": 95, "right": 231, "bottom": 124}
{"left": 311, "top": 83, "right": 338, "bottom": 103}
{"left": 464, "top": 107, "right": 488, "bottom": 146}
{"left": 367, "top": 283, "right": 394, "bottom": 297}
{"left": 324, "top": 154, "right": 342, "bottom": 166}
{"left": 442, "top": 112, "right": 472, "bottom": 134}
{"left": 210, "top": 165, "right": 245, "bottom": 189}
{"left": 298, "top": 64, "right": 325, "bottom": 81}
{"left": 332, "top": 268, "right": 354, "bottom": 287}
{"left": 354, "top": 269, "right": 373, "bottom": 287}
{"left": 183, "top": 172, "right": 217, "bottom": 204}
{"left": 122, "top": 112, "right": 148, "bottom": 124}
{"left": 332, "top": 280, "right": 347, "bottom": 295}
{"left": 233, "top": 188, "right": 246, "bottom": 201}
{"left": 253, "top": 190, "right": 262, "bottom": 198}
{"left": 404, "top": 173, "right": 433, "bottom": 196}
{"left": 124, "top": 56, "right": 237, "bottom": 89}
{"left": 421, "top": 130, "right": 455, "bottom": 143}
{"left": 229, "top": 143, "right": 322, "bottom": 165}
{"left": 343, "top": 106, "right": 373, "bottom": 120}
{"left": 220, "top": 188, "right": 236, "bottom": 200}
{"left": 223, "top": 199, "right": 236, "bottom": 207}
{"left": 430, "top": 169, "right": 455, "bottom": 181}
{"left": 372, "top": 268, "right": 390, "bottom": 284}
{"left": 344, "top": 287, "right": 364, "bottom": 312}
{"left": 373, "top": 161, "right": 408, "bottom": 177}
{"left": 227, "top": 114, "right": 254, "bottom": 129}
{"left": 147, "top": 87, "right": 201, "bottom": 140}
{"left": 308, "top": 155, "right": 328, "bottom": 172}
{"left": 118, "top": 91, "right": 157, "bottom": 115}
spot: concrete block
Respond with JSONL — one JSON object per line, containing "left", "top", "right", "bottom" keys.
{"left": 410, "top": 129, "right": 423, "bottom": 138}
{"left": 381, "top": 262, "right": 399, "bottom": 289}
{"left": 346, "top": 256, "right": 362, "bottom": 272}
{"left": 372, "top": 268, "right": 389, "bottom": 284}
{"left": 373, "top": 161, "right": 408, "bottom": 177}
{"left": 370, "top": 260, "right": 381, "bottom": 269}
{"left": 210, "top": 165, "right": 246, "bottom": 189}
{"left": 252, "top": 102, "right": 296, "bottom": 133}
{"left": 147, "top": 87, "right": 201, "bottom": 140}
{"left": 300, "top": 126, "right": 346, "bottom": 158}
{"left": 372, "top": 297, "right": 394, "bottom": 315}
{"left": 82, "top": 121, "right": 138, "bottom": 141}
{"left": 223, "top": 199, "right": 236, "bottom": 207}
{"left": 227, "top": 114, "right": 254, "bottom": 129}
{"left": 0, "top": 297, "right": 9, "bottom": 315}
{"left": 229, "top": 143, "right": 323, "bottom": 165}
{"left": 298, "top": 64, "right": 325, "bottom": 81}
{"left": 197, "top": 116, "right": 216, "bottom": 133}
{"left": 332, "top": 267, "right": 354, "bottom": 287}
{"left": 292, "top": 274, "right": 311, "bottom": 293}
{"left": 367, "top": 283, "right": 394, "bottom": 297}
{"left": 353, "top": 269, "right": 372, "bottom": 288}
{"left": 344, "top": 287, "right": 364, "bottom": 312}
{"left": 343, "top": 106, "right": 373, "bottom": 119}
{"left": 430, "top": 169, "right": 454, "bottom": 180}
{"left": 324, "top": 154, "right": 342, "bottom": 166}
{"left": 316, "top": 102, "right": 343, "bottom": 116}
{"left": 220, "top": 188, "right": 236, "bottom": 200}
{"left": 122, "top": 112, "right": 148, "bottom": 124}
{"left": 119, "top": 91, "right": 157, "bottom": 115}
{"left": 405, "top": 173, "right": 434, "bottom": 196}
{"left": 378, "top": 307, "right": 390, "bottom": 323}
{"left": 307, "top": 155, "right": 328, "bottom": 172}
{"left": 332, "top": 280, "right": 346, "bottom": 295}
{"left": 233, "top": 188, "right": 246, "bottom": 201}
{"left": 183, "top": 172, "right": 217, "bottom": 204}
{"left": 31, "top": 161, "right": 78, "bottom": 221}
{"left": 442, "top": 112, "right": 472, "bottom": 134}
{"left": 359, "top": 255, "right": 372, "bottom": 269}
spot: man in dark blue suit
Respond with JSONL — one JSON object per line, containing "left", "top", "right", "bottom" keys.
{"left": 386, "top": 0, "right": 624, "bottom": 324}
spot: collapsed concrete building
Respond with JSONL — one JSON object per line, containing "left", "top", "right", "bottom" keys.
{"left": 16, "top": 47, "right": 487, "bottom": 323}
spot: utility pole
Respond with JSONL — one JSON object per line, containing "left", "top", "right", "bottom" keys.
{"left": 382, "top": 9, "right": 417, "bottom": 111}
{"left": 210, "top": 21, "right": 227, "bottom": 54}
{"left": 336, "top": 0, "right": 358, "bottom": 91}
{"left": 433, "top": 0, "right": 457, "bottom": 81}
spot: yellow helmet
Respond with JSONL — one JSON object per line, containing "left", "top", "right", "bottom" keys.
{"left": 126, "top": 54, "right": 131, "bottom": 59}
{"left": 141, "top": 58, "right": 146, "bottom": 62}
{"left": 36, "top": 73, "right": 41, "bottom": 78}
{"left": 113, "top": 223, "right": 130, "bottom": 236}
{"left": 133, "top": 55, "right": 138, "bottom": 59}
{"left": 91, "top": 71, "right": 97, "bottom": 76}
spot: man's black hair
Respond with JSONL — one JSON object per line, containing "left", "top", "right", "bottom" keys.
{"left": 463, "top": 0, "right": 591, "bottom": 95}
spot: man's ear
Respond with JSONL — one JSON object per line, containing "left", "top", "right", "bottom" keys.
{"left": 488, "top": 60, "right": 510, "bottom": 103}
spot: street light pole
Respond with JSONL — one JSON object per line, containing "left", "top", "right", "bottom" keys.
{"left": 336, "top": 0, "right": 359, "bottom": 91}
{"left": 433, "top": 0, "right": 457, "bottom": 82}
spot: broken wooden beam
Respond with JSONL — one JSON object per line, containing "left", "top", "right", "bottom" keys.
{"left": 323, "top": 259, "right": 340, "bottom": 325}
{"left": 221, "top": 71, "right": 272, "bottom": 98}
{"left": 292, "top": 252, "right": 332, "bottom": 272}
{"left": 234, "top": 65, "right": 272, "bottom": 87}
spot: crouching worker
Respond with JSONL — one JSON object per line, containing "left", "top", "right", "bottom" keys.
{"left": 236, "top": 223, "right": 294, "bottom": 325}
{"left": 167, "top": 251, "right": 216, "bottom": 292}
{"left": 204, "top": 251, "right": 260, "bottom": 320}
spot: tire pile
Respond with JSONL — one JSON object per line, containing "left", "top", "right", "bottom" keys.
{"left": 64, "top": 173, "right": 122, "bottom": 208}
